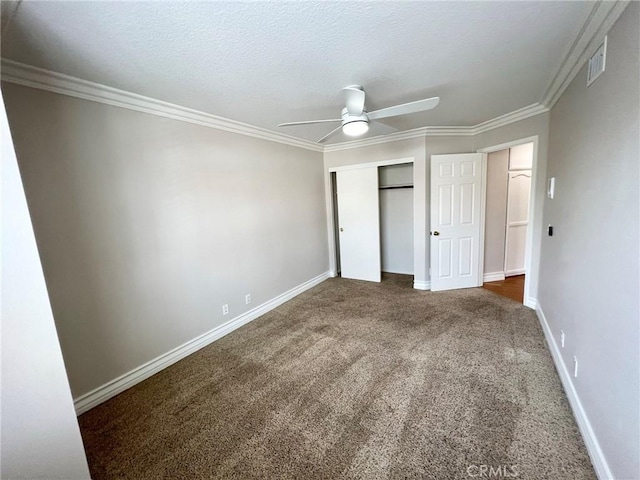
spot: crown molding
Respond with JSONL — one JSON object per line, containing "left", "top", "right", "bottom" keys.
{"left": 425, "top": 126, "right": 474, "bottom": 136}
{"left": 541, "top": 0, "right": 630, "bottom": 109}
{"left": 0, "top": 59, "right": 324, "bottom": 153}
{"left": 324, "top": 103, "right": 547, "bottom": 152}
{"left": 324, "top": 126, "right": 429, "bottom": 152}
{"left": 471, "top": 103, "right": 549, "bottom": 135}
{"left": 323, "top": 124, "right": 479, "bottom": 152}
{"left": 1, "top": 54, "right": 577, "bottom": 155}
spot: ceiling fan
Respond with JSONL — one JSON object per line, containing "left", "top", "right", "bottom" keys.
{"left": 278, "top": 85, "right": 439, "bottom": 143}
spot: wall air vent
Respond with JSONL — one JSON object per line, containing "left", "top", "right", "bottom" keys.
{"left": 587, "top": 36, "right": 607, "bottom": 86}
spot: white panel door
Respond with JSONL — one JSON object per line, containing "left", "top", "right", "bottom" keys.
{"left": 336, "top": 167, "right": 381, "bottom": 282}
{"left": 504, "top": 170, "right": 531, "bottom": 276}
{"left": 430, "top": 154, "right": 484, "bottom": 291}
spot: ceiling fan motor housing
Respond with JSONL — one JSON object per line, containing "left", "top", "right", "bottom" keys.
{"left": 341, "top": 107, "right": 369, "bottom": 136}
{"left": 341, "top": 107, "right": 368, "bottom": 125}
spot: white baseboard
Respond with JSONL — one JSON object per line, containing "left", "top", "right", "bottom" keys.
{"left": 413, "top": 280, "right": 431, "bottom": 290}
{"left": 383, "top": 269, "right": 414, "bottom": 275}
{"left": 536, "top": 304, "right": 612, "bottom": 480}
{"left": 524, "top": 297, "right": 537, "bottom": 309}
{"left": 483, "top": 271, "right": 505, "bottom": 282}
{"left": 505, "top": 268, "right": 526, "bottom": 277}
{"left": 74, "top": 271, "right": 331, "bottom": 415}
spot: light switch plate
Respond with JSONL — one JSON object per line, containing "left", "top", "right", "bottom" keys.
{"left": 547, "top": 177, "right": 555, "bottom": 199}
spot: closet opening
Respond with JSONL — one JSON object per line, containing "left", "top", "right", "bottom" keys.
{"left": 379, "top": 163, "right": 414, "bottom": 278}
{"left": 330, "top": 161, "right": 414, "bottom": 285}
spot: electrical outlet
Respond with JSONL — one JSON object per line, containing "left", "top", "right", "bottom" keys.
{"left": 245, "top": 294, "right": 251, "bottom": 305}
{"left": 560, "top": 330, "right": 565, "bottom": 348}
{"left": 573, "top": 356, "right": 578, "bottom": 378}
{"left": 222, "top": 304, "right": 229, "bottom": 315}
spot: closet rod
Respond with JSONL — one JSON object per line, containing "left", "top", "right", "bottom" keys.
{"left": 379, "top": 185, "right": 414, "bottom": 190}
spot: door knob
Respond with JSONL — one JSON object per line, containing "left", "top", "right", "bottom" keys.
{"left": 340, "top": 227, "right": 344, "bottom": 232}
{"left": 432, "top": 231, "right": 440, "bottom": 236}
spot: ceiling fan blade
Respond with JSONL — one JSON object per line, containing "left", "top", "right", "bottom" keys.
{"left": 344, "top": 85, "right": 365, "bottom": 116}
{"left": 368, "top": 96, "right": 440, "bottom": 121}
{"left": 317, "top": 124, "right": 344, "bottom": 143}
{"left": 278, "top": 119, "right": 341, "bottom": 127}
{"left": 368, "top": 120, "right": 398, "bottom": 136}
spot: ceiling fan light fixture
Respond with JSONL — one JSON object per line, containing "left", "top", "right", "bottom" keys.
{"left": 342, "top": 120, "right": 369, "bottom": 137}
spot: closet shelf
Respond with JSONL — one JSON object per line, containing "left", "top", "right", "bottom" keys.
{"left": 379, "top": 184, "right": 414, "bottom": 190}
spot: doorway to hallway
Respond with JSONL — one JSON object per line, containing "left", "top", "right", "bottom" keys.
{"left": 480, "top": 140, "right": 534, "bottom": 305}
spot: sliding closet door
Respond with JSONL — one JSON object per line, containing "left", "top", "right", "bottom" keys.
{"left": 336, "top": 167, "right": 381, "bottom": 282}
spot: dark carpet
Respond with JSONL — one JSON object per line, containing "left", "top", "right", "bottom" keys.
{"left": 79, "top": 274, "right": 595, "bottom": 479}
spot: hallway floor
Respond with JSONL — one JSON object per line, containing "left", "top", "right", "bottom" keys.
{"left": 483, "top": 275, "right": 525, "bottom": 303}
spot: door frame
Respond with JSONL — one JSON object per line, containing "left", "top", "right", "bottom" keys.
{"left": 477, "top": 135, "right": 539, "bottom": 309}
{"left": 326, "top": 156, "right": 415, "bottom": 280}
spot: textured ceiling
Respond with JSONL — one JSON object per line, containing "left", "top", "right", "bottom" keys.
{"left": 1, "top": 1, "right": 595, "bottom": 143}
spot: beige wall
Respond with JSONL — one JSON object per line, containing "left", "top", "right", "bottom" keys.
{"left": 324, "top": 138, "right": 425, "bottom": 170}
{"left": 484, "top": 149, "right": 509, "bottom": 275}
{"left": 539, "top": 3, "right": 639, "bottom": 478}
{"left": 3, "top": 84, "right": 329, "bottom": 398}
{"left": 1, "top": 92, "right": 90, "bottom": 478}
